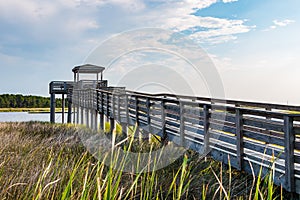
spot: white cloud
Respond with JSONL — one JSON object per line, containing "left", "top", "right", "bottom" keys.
{"left": 110, "top": 0, "right": 146, "bottom": 12}
{"left": 0, "top": 0, "right": 144, "bottom": 35}
{"left": 67, "top": 19, "right": 100, "bottom": 32}
{"left": 0, "top": 0, "right": 57, "bottom": 23}
{"left": 273, "top": 19, "right": 295, "bottom": 27}
{"left": 61, "top": 0, "right": 146, "bottom": 12}
{"left": 162, "top": 16, "right": 253, "bottom": 43}
{"left": 264, "top": 19, "right": 295, "bottom": 31}
{"left": 0, "top": 0, "right": 254, "bottom": 46}
{"left": 138, "top": 0, "right": 253, "bottom": 44}
{"left": 223, "top": 0, "right": 238, "bottom": 3}
{"left": 0, "top": 0, "right": 255, "bottom": 79}
{"left": 197, "top": 35, "right": 238, "bottom": 44}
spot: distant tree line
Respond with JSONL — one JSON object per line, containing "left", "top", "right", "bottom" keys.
{"left": 0, "top": 94, "right": 65, "bottom": 108}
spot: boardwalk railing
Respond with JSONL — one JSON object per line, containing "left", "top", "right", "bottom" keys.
{"left": 71, "top": 87, "right": 300, "bottom": 194}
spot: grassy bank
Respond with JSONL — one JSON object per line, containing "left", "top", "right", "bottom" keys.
{"left": 0, "top": 122, "right": 288, "bottom": 199}
{"left": 0, "top": 108, "right": 67, "bottom": 113}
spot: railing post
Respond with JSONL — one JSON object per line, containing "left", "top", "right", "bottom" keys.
{"left": 112, "top": 92, "right": 115, "bottom": 118}
{"left": 50, "top": 93, "right": 55, "bottom": 123}
{"left": 94, "top": 90, "right": 98, "bottom": 130}
{"left": 117, "top": 93, "right": 121, "bottom": 122}
{"left": 72, "top": 90, "right": 76, "bottom": 124}
{"left": 90, "top": 91, "right": 94, "bottom": 129}
{"left": 96, "top": 89, "right": 99, "bottom": 112}
{"left": 161, "top": 99, "right": 166, "bottom": 141}
{"left": 146, "top": 97, "right": 151, "bottom": 132}
{"left": 91, "top": 89, "right": 97, "bottom": 130}
{"left": 110, "top": 117, "right": 115, "bottom": 135}
{"left": 84, "top": 90, "right": 88, "bottom": 127}
{"left": 89, "top": 90, "right": 91, "bottom": 127}
{"left": 100, "top": 91, "right": 104, "bottom": 130}
{"left": 180, "top": 102, "right": 185, "bottom": 146}
{"left": 203, "top": 105, "right": 210, "bottom": 154}
{"left": 92, "top": 89, "right": 97, "bottom": 130}
{"left": 106, "top": 93, "right": 109, "bottom": 121}
{"left": 61, "top": 94, "right": 65, "bottom": 123}
{"left": 74, "top": 91, "right": 79, "bottom": 124}
{"left": 80, "top": 91, "right": 84, "bottom": 124}
{"left": 134, "top": 96, "right": 140, "bottom": 139}
{"left": 236, "top": 108, "right": 244, "bottom": 170}
{"left": 126, "top": 95, "right": 129, "bottom": 124}
{"left": 135, "top": 96, "right": 139, "bottom": 126}
{"left": 77, "top": 90, "right": 80, "bottom": 124}
{"left": 94, "top": 110, "right": 98, "bottom": 130}
{"left": 67, "top": 93, "right": 72, "bottom": 123}
{"left": 284, "top": 115, "right": 295, "bottom": 192}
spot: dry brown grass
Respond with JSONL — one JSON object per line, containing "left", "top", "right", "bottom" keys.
{"left": 0, "top": 122, "right": 86, "bottom": 199}
{"left": 0, "top": 122, "right": 286, "bottom": 199}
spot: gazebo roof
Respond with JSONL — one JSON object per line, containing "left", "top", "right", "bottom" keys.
{"left": 72, "top": 64, "right": 105, "bottom": 74}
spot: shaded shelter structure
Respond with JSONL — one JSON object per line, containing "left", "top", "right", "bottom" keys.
{"left": 49, "top": 64, "right": 106, "bottom": 124}
{"left": 72, "top": 64, "right": 106, "bottom": 129}
{"left": 72, "top": 64, "right": 105, "bottom": 84}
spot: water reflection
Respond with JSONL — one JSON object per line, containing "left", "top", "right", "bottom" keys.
{"left": 0, "top": 112, "right": 64, "bottom": 122}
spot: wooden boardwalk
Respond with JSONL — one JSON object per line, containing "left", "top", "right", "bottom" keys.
{"left": 71, "top": 87, "right": 300, "bottom": 194}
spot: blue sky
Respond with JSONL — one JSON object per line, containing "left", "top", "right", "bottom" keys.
{"left": 0, "top": 0, "right": 299, "bottom": 104}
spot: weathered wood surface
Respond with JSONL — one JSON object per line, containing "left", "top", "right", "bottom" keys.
{"left": 72, "top": 88, "right": 300, "bottom": 194}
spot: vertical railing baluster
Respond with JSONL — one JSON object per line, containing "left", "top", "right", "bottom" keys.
{"left": 72, "top": 90, "right": 75, "bottom": 124}
{"left": 126, "top": 94, "right": 129, "bottom": 124}
{"left": 86, "top": 90, "right": 89, "bottom": 128}
{"left": 67, "top": 91, "right": 72, "bottom": 123}
{"left": 50, "top": 93, "right": 55, "bottom": 123}
{"left": 135, "top": 96, "right": 139, "bottom": 126}
{"left": 100, "top": 91, "right": 104, "bottom": 130}
{"left": 146, "top": 97, "right": 151, "bottom": 132}
{"left": 90, "top": 90, "right": 94, "bottom": 129}
{"left": 117, "top": 93, "right": 120, "bottom": 121}
{"left": 203, "top": 105, "right": 209, "bottom": 154}
{"left": 106, "top": 92, "right": 109, "bottom": 121}
{"left": 94, "top": 89, "right": 97, "bottom": 130}
{"left": 76, "top": 90, "right": 80, "bottom": 124}
{"left": 180, "top": 102, "right": 185, "bottom": 146}
{"left": 112, "top": 92, "right": 115, "bottom": 119}
{"left": 236, "top": 108, "right": 244, "bottom": 170}
{"left": 110, "top": 116, "right": 115, "bottom": 135}
{"left": 284, "top": 115, "right": 295, "bottom": 192}
{"left": 161, "top": 99, "right": 166, "bottom": 140}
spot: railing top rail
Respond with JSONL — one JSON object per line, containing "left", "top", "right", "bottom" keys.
{"left": 90, "top": 88, "right": 300, "bottom": 112}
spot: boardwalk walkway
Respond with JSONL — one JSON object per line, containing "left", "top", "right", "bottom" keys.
{"left": 49, "top": 64, "right": 300, "bottom": 194}
{"left": 71, "top": 87, "right": 300, "bottom": 194}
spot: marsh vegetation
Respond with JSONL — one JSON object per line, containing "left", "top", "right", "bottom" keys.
{"left": 0, "top": 122, "right": 287, "bottom": 199}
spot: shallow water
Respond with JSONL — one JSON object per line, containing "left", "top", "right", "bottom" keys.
{"left": 0, "top": 112, "right": 65, "bottom": 122}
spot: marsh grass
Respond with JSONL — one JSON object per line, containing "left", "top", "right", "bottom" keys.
{"left": 0, "top": 122, "right": 288, "bottom": 199}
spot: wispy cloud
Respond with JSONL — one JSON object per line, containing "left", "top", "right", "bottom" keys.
{"left": 222, "top": 0, "right": 238, "bottom": 3}
{"left": 187, "top": 17, "right": 254, "bottom": 44}
{"left": 0, "top": 0, "right": 145, "bottom": 41}
{"left": 264, "top": 19, "right": 295, "bottom": 31}
{"left": 273, "top": 19, "right": 295, "bottom": 27}
{"left": 0, "top": 0, "right": 254, "bottom": 49}
{"left": 138, "top": 0, "right": 253, "bottom": 44}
